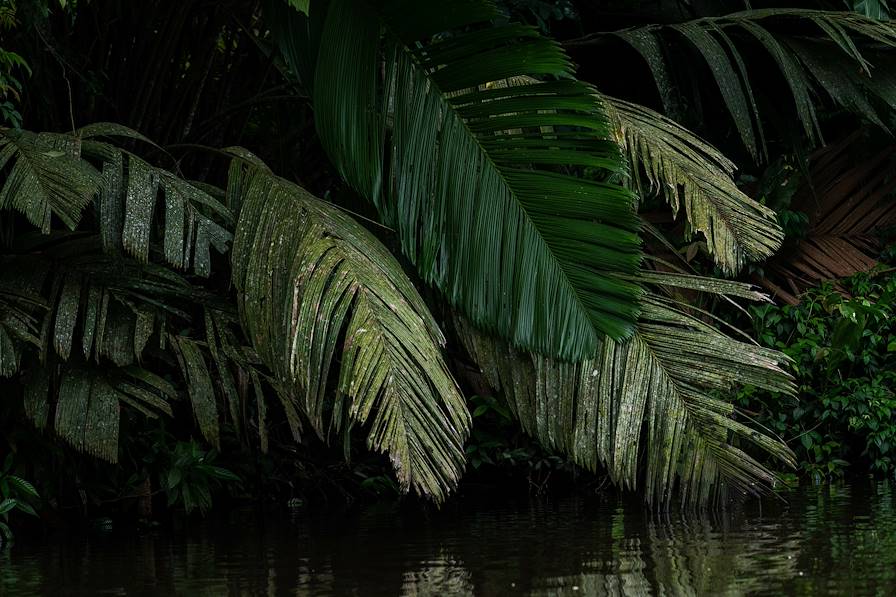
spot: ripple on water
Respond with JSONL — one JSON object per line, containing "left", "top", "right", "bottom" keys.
{"left": 1, "top": 482, "right": 895, "bottom": 596}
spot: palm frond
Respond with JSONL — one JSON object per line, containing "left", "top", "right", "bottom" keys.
{"left": 0, "top": 326, "right": 17, "bottom": 377}
{"left": 35, "top": 251, "right": 192, "bottom": 367}
{"left": 231, "top": 164, "right": 469, "bottom": 502}
{"left": 0, "top": 260, "right": 44, "bottom": 376}
{"left": 24, "top": 364, "right": 178, "bottom": 463}
{"left": 605, "top": 96, "right": 784, "bottom": 275}
{"left": 458, "top": 279, "right": 796, "bottom": 507}
{"left": 79, "top": 139, "right": 233, "bottom": 275}
{"left": 14, "top": 258, "right": 253, "bottom": 456}
{"left": 576, "top": 10, "right": 896, "bottom": 159}
{"left": 278, "top": 0, "right": 643, "bottom": 360}
{"left": 54, "top": 368, "right": 121, "bottom": 462}
{"left": 0, "top": 129, "right": 100, "bottom": 232}
{"left": 0, "top": 129, "right": 299, "bottom": 477}
{"left": 4, "top": 238, "right": 235, "bottom": 454}
{"left": 172, "top": 335, "right": 220, "bottom": 449}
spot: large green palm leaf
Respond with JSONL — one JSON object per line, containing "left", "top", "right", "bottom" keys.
{"left": 231, "top": 164, "right": 469, "bottom": 501}
{"left": 277, "top": 0, "right": 643, "bottom": 361}
{"left": 458, "top": 273, "right": 796, "bottom": 507}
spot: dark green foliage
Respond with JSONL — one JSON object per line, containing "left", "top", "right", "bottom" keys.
{"left": 0, "top": 454, "right": 40, "bottom": 544}
{"left": 465, "top": 394, "right": 580, "bottom": 492}
{"left": 232, "top": 164, "right": 470, "bottom": 502}
{"left": 741, "top": 271, "right": 896, "bottom": 477}
{"left": 459, "top": 282, "right": 797, "bottom": 507}
{"left": 0, "top": 130, "right": 100, "bottom": 232}
{"left": 284, "top": 0, "right": 643, "bottom": 360}
{"left": 0, "top": 122, "right": 476, "bottom": 503}
{"left": 605, "top": 96, "right": 784, "bottom": 274}
{"left": 576, "top": 10, "right": 896, "bottom": 160}
{"left": 0, "top": 0, "right": 27, "bottom": 128}
{"left": 159, "top": 440, "right": 240, "bottom": 515}
{"left": 6, "top": 0, "right": 879, "bottom": 516}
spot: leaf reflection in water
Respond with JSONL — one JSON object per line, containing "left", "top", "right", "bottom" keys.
{"left": 1, "top": 482, "right": 895, "bottom": 596}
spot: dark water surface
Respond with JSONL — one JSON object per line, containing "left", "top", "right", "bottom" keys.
{"left": 2, "top": 482, "right": 895, "bottom": 596}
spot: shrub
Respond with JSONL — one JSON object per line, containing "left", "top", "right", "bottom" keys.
{"left": 741, "top": 270, "right": 896, "bottom": 478}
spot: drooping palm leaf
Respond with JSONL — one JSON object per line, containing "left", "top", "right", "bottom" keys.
{"left": 231, "top": 163, "right": 469, "bottom": 502}
{"left": 21, "top": 363, "right": 180, "bottom": 463}
{"left": 0, "top": 129, "right": 100, "bottom": 232}
{"left": 1, "top": 231, "right": 235, "bottom": 453}
{"left": 53, "top": 368, "right": 121, "bottom": 462}
{"left": 0, "top": 124, "right": 232, "bottom": 277}
{"left": 571, "top": 10, "right": 896, "bottom": 160}
{"left": 458, "top": 275, "right": 796, "bottom": 507}
{"left": 605, "top": 96, "right": 784, "bottom": 275}
{"left": 0, "top": 259, "right": 45, "bottom": 377}
{"left": 0, "top": 128, "right": 319, "bottom": 480}
{"left": 13, "top": 249, "right": 268, "bottom": 457}
{"left": 275, "top": 0, "right": 643, "bottom": 361}
{"left": 78, "top": 137, "right": 233, "bottom": 275}
{"left": 30, "top": 248, "right": 191, "bottom": 365}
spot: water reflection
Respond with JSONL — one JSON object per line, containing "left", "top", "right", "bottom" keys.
{"left": 2, "top": 482, "right": 895, "bottom": 595}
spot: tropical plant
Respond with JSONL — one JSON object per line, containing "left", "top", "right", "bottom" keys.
{"left": 270, "top": 0, "right": 643, "bottom": 360}
{"left": 0, "top": 454, "right": 40, "bottom": 544}
{"left": 0, "top": 0, "right": 28, "bottom": 128}
{"left": 457, "top": 277, "right": 796, "bottom": 507}
{"left": 742, "top": 270, "right": 896, "bottom": 477}
{"left": 266, "top": 0, "right": 802, "bottom": 505}
{"left": 16, "top": 0, "right": 896, "bottom": 510}
{"left": 567, "top": 9, "right": 896, "bottom": 160}
{"left": 0, "top": 124, "right": 471, "bottom": 502}
{"left": 604, "top": 95, "right": 784, "bottom": 275}
{"left": 231, "top": 162, "right": 471, "bottom": 498}
{"left": 161, "top": 440, "right": 240, "bottom": 515}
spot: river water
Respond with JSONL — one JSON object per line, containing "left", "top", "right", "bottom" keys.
{"left": 1, "top": 481, "right": 894, "bottom": 596}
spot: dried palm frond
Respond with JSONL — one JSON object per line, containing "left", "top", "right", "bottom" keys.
{"left": 762, "top": 131, "right": 896, "bottom": 302}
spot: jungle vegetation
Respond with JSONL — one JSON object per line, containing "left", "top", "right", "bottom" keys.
{"left": 1, "top": 0, "right": 895, "bottom": 531}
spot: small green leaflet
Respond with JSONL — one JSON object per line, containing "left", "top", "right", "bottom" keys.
{"left": 287, "top": 0, "right": 309, "bottom": 15}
